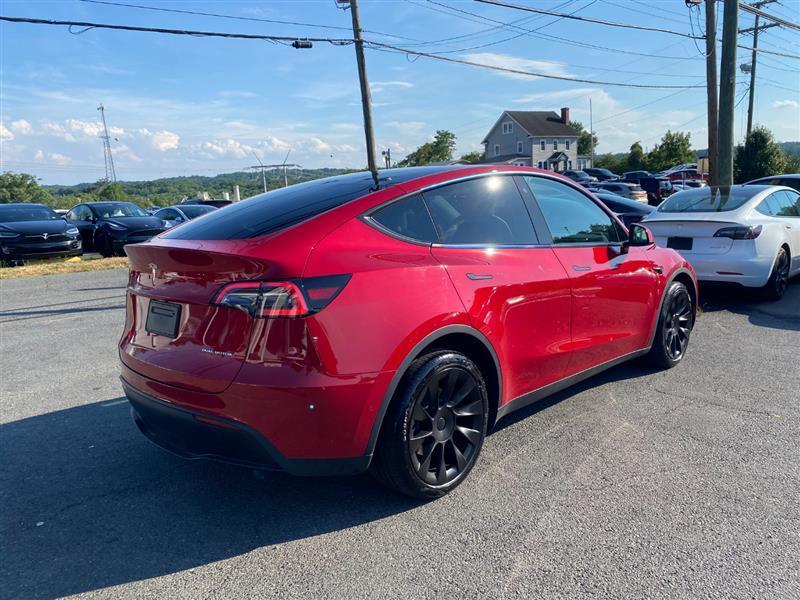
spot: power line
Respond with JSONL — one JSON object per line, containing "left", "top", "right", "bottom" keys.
{"left": 741, "top": 2, "right": 800, "bottom": 31}
{"left": 368, "top": 41, "right": 705, "bottom": 88}
{"left": 0, "top": 15, "right": 706, "bottom": 89}
{"left": 0, "top": 15, "right": 354, "bottom": 45}
{"left": 78, "top": 0, "right": 423, "bottom": 43}
{"left": 404, "top": 0, "right": 703, "bottom": 60}
{"left": 475, "top": 0, "right": 704, "bottom": 39}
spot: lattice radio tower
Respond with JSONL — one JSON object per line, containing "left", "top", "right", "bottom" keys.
{"left": 97, "top": 104, "right": 117, "bottom": 182}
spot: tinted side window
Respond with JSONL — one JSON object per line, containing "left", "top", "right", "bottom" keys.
{"left": 422, "top": 176, "right": 537, "bottom": 245}
{"left": 758, "top": 191, "right": 799, "bottom": 217}
{"left": 370, "top": 194, "right": 438, "bottom": 243}
{"left": 524, "top": 176, "right": 623, "bottom": 244}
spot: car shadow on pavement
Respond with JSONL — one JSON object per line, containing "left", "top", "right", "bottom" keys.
{"left": 0, "top": 400, "right": 422, "bottom": 598}
{"left": 698, "top": 279, "right": 800, "bottom": 332}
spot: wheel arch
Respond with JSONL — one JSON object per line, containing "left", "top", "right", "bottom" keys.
{"left": 364, "top": 325, "right": 503, "bottom": 459}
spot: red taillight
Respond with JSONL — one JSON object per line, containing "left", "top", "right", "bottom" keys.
{"left": 211, "top": 274, "right": 350, "bottom": 318}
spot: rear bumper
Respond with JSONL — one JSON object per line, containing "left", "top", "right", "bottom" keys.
{"left": 680, "top": 255, "right": 773, "bottom": 287}
{"left": 123, "top": 378, "right": 372, "bottom": 476}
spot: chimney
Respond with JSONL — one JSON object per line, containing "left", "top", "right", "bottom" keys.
{"left": 561, "top": 107, "right": 570, "bottom": 124}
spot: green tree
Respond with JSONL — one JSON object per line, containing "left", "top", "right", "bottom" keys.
{"left": 627, "top": 142, "right": 646, "bottom": 171}
{"left": 646, "top": 130, "right": 694, "bottom": 172}
{"left": 594, "top": 153, "right": 624, "bottom": 174}
{"left": 459, "top": 150, "right": 483, "bottom": 164}
{"left": 0, "top": 172, "right": 54, "bottom": 204}
{"left": 734, "top": 126, "right": 788, "bottom": 182}
{"left": 398, "top": 130, "right": 457, "bottom": 166}
{"left": 569, "top": 121, "right": 598, "bottom": 156}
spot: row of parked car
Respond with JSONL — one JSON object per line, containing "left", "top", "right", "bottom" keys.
{"left": 0, "top": 200, "right": 218, "bottom": 266}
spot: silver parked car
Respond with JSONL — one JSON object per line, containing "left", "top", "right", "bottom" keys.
{"left": 594, "top": 181, "right": 648, "bottom": 203}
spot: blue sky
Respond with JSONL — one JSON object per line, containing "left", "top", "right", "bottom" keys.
{"left": 1, "top": 0, "right": 798, "bottom": 184}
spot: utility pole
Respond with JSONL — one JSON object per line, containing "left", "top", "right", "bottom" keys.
{"left": 589, "top": 98, "right": 594, "bottom": 167}
{"left": 742, "top": 1, "right": 777, "bottom": 137}
{"left": 718, "top": 0, "right": 738, "bottom": 187}
{"left": 382, "top": 148, "right": 392, "bottom": 168}
{"left": 345, "top": 0, "right": 379, "bottom": 186}
{"left": 705, "top": 0, "right": 719, "bottom": 187}
{"left": 97, "top": 103, "right": 117, "bottom": 183}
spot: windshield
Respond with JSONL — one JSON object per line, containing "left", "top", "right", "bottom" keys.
{"left": 657, "top": 186, "right": 757, "bottom": 212}
{"left": 92, "top": 203, "right": 147, "bottom": 218}
{"left": 0, "top": 206, "right": 59, "bottom": 222}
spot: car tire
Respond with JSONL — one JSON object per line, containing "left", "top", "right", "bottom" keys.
{"left": 370, "top": 351, "right": 489, "bottom": 499}
{"left": 646, "top": 281, "right": 694, "bottom": 369}
{"left": 99, "top": 235, "right": 114, "bottom": 258}
{"left": 762, "top": 247, "right": 790, "bottom": 301}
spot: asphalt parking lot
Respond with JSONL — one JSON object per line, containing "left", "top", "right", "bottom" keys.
{"left": 1, "top": 269, "right": 798, "bottom": 599}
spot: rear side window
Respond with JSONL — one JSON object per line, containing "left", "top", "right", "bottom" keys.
{"left": 422, "top": 176, "right": 537, "bottom": 245}
{"left": 757, "top": 191, "right": 799, "bottom": 217}
{"left": 370, "top": 194, "right": 438, "bottom": 243}
{"left": 524, "top": 176, "right": 623, "bottom": 245}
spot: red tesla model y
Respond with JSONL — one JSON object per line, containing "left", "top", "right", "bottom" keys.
{"left": 120, "top": 165, "right": 697, "bottom": 498}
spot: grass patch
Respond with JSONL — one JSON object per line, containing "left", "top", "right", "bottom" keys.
{"left": 0, "top": 255, "right": 129, "bottom": 279}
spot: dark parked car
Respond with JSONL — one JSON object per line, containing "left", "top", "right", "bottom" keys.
{"left": 153, "top": 204, "right": 217, "bottom": 229}
{"left": 583, "top": 168, "right": 619, "bottom": 181}
{"left": 181, "top": 198, "right": 232, "bottom": 208}
{"left": 745, "top": 174, "right": 800, "bottom": 192}
{"left": 562, "top": 170, "right": 597, "bottom": 185}
{"left": 0, "top": 203, "right": 82, "bottom": 266}
{"left": 120, "top": 165, "right": 697, "bottom": 499}
{"left": 637, "top": 177, "right": 675, "bottom": 206}
{"left": 65, "top": 202, "right": 167, "bottom": 257}
{"left": 593, "top": 192, "right": 655, "bottom": 227}
{"left": 622, "top": 171, "right": 652, "bottom": 181}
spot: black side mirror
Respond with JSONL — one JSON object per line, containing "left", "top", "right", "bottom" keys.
{"left": 627, "top": 223, "right": 653, "bottom": 247}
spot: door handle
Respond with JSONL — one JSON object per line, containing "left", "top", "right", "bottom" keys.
{"left": 572, "top": 265, "right": 591, "bottom": 272}
{"left": 466, "top": 273, "right": 493, "bottom": 280}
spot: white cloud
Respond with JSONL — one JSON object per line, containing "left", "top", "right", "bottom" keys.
{"left": 463, "top": 52, "right": 571, "bottom": 80}
{"left": 198, "top": 138, "right": 254, "bottom": 159}
{"left": 307, "top": 137, "right": 332, "bottom": 153}
{"left": 0, "top": 121, "right": 14, "bottom": 141}
{"left": 371, "top": 81, "right": 414, "bottom": 93}
{"left": 261, "top": 136, "right": 291, "bottom": 153}
{"left": 10, "top": 119, "right": 32, "bottom": 135}
{"left": 34, "top": 149, "right": 44, "bottom": 161}
{"left": 150, "top": 130, "right": 180, "bottom": 151}
{"left": 386, "top": 120, "right": 426, "bottom": 132}
{"left": 49, "top": 153, "right": 72, "bottom": 166}
{"left": 773, "top": 99, "right": 799, "bottom": 110}
{"left": 65, "top": 119, "right": 104, "bottom": 137}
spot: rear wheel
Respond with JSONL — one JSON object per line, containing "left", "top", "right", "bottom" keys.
{"left": 370, "top": 351, "right": 489, "bottom": 499}
{"left": 763, "top": 247, "right": 790, "bottom": 301}
{"left": 646, "top": 281, "right": 693, "bottom": 369}
{"left": 99, "top": 235, "right": 114, "bottom": 258}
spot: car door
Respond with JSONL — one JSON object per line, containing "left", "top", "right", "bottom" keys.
{"left": 522, "top": 175, "right": 662, "bottom": 373}
{"left": 771, "top": 190, "right": 800, "bottom": 273}
{"left": 66, "top": 205, "right": 96, "bottom": 248}
{"left": 424, "top": 174, "right": 573, "bottom": 402}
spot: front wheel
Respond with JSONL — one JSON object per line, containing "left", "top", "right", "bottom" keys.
{"left": 98, "top": 235, "right": 115, "bottom": 258}
{"left": 763, "top": 247, "right": 790, "bottom": 301}
{"left": 370, "top": 351, "right": 489, "bottom": 499}
{"left": 646, "top": 281, "right": 694, "bottom": 369}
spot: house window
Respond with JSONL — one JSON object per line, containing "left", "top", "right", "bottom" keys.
{"left": 537, "top": 161, "right": 545, "bottom": 169}
{"left": 502, "top": 122, "right": 513, "bottom": 134}
{"left": 517, "top": 141, "right": 523, "bottom": 154}
{"left": 494, "top": 144, "right": 500, "bottom": 156}
{"left": 553, "top": 139, "right": 558, "bottom": 150}
{"left": 540, "top": 140, "right": 546, "bottom": 151}
{"left": 565, "top": 140, "right": 570, "bottom": 151}
{"left": 568, "top": 160, "right": 573, "bottom": 170}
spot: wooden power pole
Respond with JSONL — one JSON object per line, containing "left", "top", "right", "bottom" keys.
{"left": 705, "top": 0, "right": 718, "bottom": 187}
{"left": 742, "top": 1, "right": 777, "bottom": 138}
{"left": 347, "top": 0, "right": 379, "bottom": 186}
{"left": 718, "top": 0, "right": 739, "bottom": 187}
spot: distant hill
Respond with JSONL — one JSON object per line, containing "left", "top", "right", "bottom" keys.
{"left": 778, "top": 142, "right": 800, "bottom": 157}
{"left": 44, "top": 168, "right": 353, "bottom": 206}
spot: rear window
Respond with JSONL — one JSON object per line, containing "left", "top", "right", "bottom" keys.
{"left": 163, "top": 168, "right": 455, "bottom": 240}
{"left": 370, "top": 194, "right": 437, "bottom": 243}
{"left": 658, "top": 186, "right": 756, "bottom": 213}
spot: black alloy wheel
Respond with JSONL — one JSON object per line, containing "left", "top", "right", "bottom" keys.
{"left": 662, "top": 288, "right": 693, "bottom": 361}
{"left": 407, "top": 366, "right": 484, "bottom": 487}
{"left": 646, "top": 281, "right": 693, "bottom": 369}
{"left": 765, "top": 248, "right": 790, "bottom": 301}
{"left": 370, "top": 351, "right": 489, "bottom": 499}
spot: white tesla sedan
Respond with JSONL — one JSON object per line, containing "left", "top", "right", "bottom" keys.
{"left": 643, "top": 185, "right": 800, "bottom": 300}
